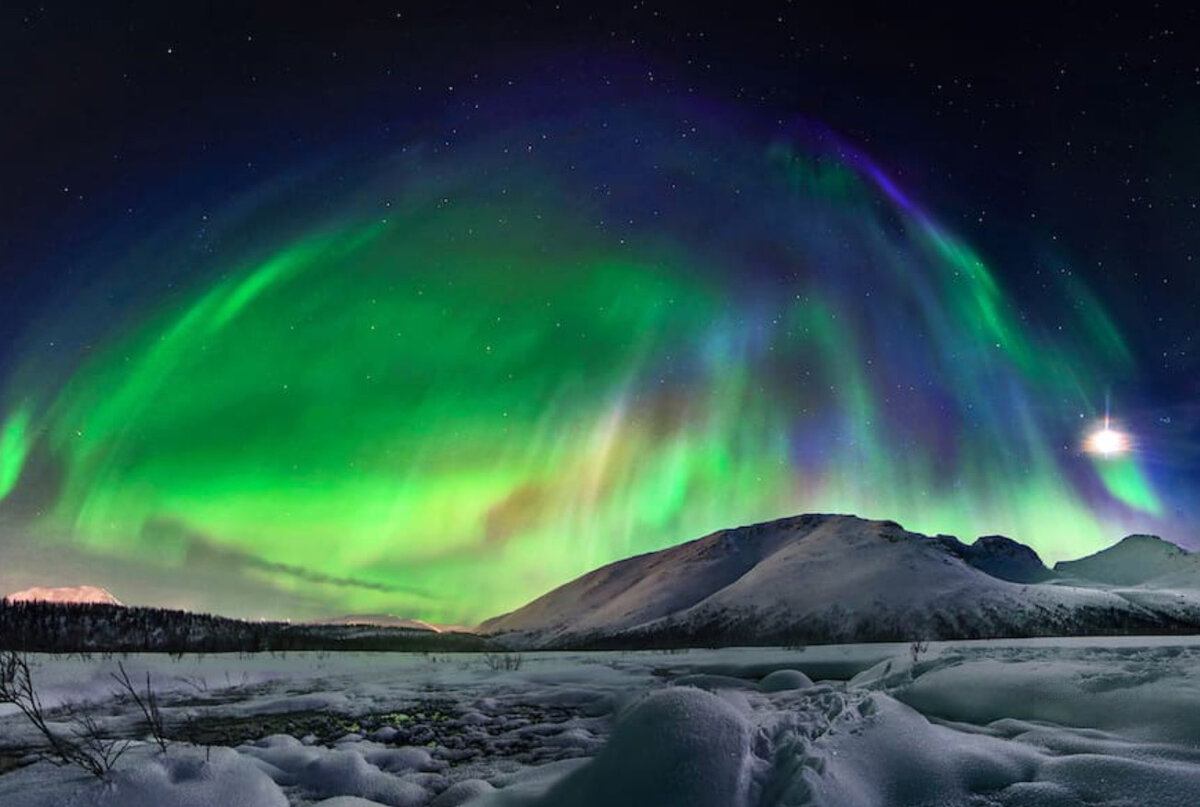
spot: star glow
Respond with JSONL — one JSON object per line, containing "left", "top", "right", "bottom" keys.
{"left": 1084, "top": 421, "right": 1131, "bottom": 457}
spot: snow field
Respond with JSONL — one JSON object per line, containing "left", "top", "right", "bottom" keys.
{"left": 2, "top": 639, "right": 1199, "bottom": 805}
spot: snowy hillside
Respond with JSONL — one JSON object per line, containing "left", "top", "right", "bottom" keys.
{"left": 1053, "top": 533, "right": 1193, "bottom": 585}
{"left": 482, "top": 514, "right": 1200, "bottom": 648}
{"left": 3, "top": 586, "right": 123, "bottom": 606}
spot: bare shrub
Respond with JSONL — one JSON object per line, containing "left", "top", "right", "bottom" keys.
{"left": 180, "top": 710, "right": 213, "bottom": 764}
{"left": 111, "top": 661, "right": 168, "bottom": 754}
{"left": 482, "top": 652, "right": 524, "bottom": 672}
{"left": 177, "top": 674, "right": 209, "bottom": 694}
{"left": 64, "top": 709, "right": 132, "bottom": 778}
{"left": 0, "top": 650, "right": 130, "bottom": 779}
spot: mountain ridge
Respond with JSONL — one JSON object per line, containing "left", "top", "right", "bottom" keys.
{"left": 481, "top": 513, "right": 1200, "bottom": 648}
{"left": 308, "top": 613, "right": 477, "bottom": 633}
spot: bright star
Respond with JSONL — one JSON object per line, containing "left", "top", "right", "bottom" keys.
{"left": 1084, "top": 418, "right": 1130, "bottom": 458}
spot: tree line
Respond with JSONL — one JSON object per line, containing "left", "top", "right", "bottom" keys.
{"left": 0, "top": 600, "right": 488, "bottom": 653}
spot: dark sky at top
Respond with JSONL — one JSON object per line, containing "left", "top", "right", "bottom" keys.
{"left": 2, "top": 1, "right": 1198, "bottom": 427}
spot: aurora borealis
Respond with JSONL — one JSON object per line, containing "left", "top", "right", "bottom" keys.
{"left": 0, "top": 99, "right": 1181, "bottom": 623}
{"left": 2, "top": 5, "right": 1198, "bottom": 623}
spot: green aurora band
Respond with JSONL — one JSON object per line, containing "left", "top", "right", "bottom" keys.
{"left": 0, "top": 114, "right": 1164, "bottom": 621}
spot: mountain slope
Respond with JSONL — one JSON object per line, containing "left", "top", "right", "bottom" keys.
{"left": 481, "top": 514, "right": 1200, "bottom": 649}
{"left": 1053, "top": 534, "right": 1191, "bottom": 585}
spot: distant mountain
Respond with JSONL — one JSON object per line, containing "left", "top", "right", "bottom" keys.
{"left": 1054, "top": 534, "right": 1191, "bottom": 586}
{"left": 310, "top": 613, "right": 440, "bottom": 632}
{"left": 481, "top": 514, "right": 1200, "bottom": 649}
{"left": 4, "top": 585, "right": 123, "bottom": 606}
{"left": 941, "top": 534, "right": 1056, "bottom": 583}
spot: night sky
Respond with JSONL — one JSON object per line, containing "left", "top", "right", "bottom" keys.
{"left": 1, "top": 2, "right": 1199, "bottom": 622}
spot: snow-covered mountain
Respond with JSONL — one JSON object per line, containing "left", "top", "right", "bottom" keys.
{"left": 941, "top": 533, "right": 1056, "bottom": 583}
{"left": 481, "top": 514, "right": 1200, "bottom": 648}
{"left": 1053, "top": 534, "right": 1192, "bottom": 586}
{"left": 309, "top": 613, "right": 440, "bottom": 632}
{"left": 4, "top": 585, "right": 123, "bottom": 606}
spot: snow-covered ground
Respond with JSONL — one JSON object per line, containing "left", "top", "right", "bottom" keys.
{"left": 2, "top": 638, "right": 1200, "bottom": 806}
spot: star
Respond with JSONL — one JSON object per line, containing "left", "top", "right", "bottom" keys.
{"left": 1083, "top": 418, "right": 1131, "bottom": 458}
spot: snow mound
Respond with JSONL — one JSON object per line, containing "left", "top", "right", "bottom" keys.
{"left": 533, "top": 687, "right": 759, "bottom": 807}
{"left": 809, "top": 694, "right": 1042, "bottom": 806}
{"left": 247, "top": 743, "right": 432, "bottom": 806}
{"left": 96, "top": 747, "right": 287, "bottom": 807}
{"left": 429, "top": 779, "right": 496, "bottom": 806}
{"left": 759, "top": 669, "right": 813, "bottom": 692}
